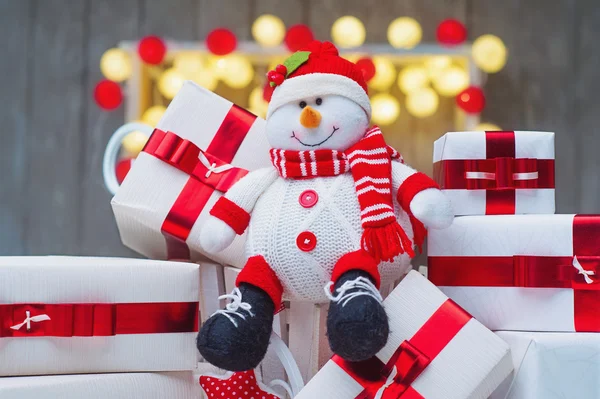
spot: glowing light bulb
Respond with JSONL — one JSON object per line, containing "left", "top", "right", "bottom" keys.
{"left": 173, "top": 52, "right": 204, "bottom": 79}
{"left": 371, "top": 93, "right": 400, "bottom": 126}
{"left": 141, "top": 105, "right": 167, "bottom": 127}
{"left": 387, "top": 17, "right": 422, "bottom": 49}
{"left": 158, "top": 68, "right": 185, "bottom": 99}
{"left": 192, "top": 67, "right": 218, "bottom": 91}
{"left": 472, "top": 34, "right": 507, "bottom": 73}
{"left": 398, "top": 66, "right": 429, "bottom": 94}
{"left": 406, "top": 87, "right": 439, "bottom": 118}
{"left": 252, "top": 14, "right": 286, "bottom": 47}
{"left": 100, "top": 48, "right": 132, "bottom": 82}
{"left": 424, "top": 56, "right": 452, "bottom": 80}
{"left": 475, "top": 123, "right": 502, "bottom": 131}
{"left": 331, "top": 16, "right": 366, "bottom": 49}
{"left": 433, "top": 66, "right": 469, "bottom": 97}
{"left": 217, "top": 55, "right": 254, "bottom": 89}
{"left": 369, "top": 56, "right": 396, "bottom": 91}
{"left": 121, "top": 130, "right": 149, "bottom": 156}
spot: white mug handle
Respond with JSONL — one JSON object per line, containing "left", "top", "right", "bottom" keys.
{"left": 269, "top": 332, "right": 305, "bottom": 397}
{"left": 102, "top": 122, "right": 154, "bottom": 196}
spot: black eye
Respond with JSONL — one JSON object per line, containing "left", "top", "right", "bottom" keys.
{"left": 316, "top": 98, "right": 323, "bottom": 105}
{"left": 299, "top": 101, "right": 307, "bottom": 108}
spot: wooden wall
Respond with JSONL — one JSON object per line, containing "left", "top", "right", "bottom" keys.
{"left": 0, "top": 0, "right": 596, "bottom": 257}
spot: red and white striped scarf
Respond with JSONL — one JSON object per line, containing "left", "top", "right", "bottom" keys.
{"left": 269, "top": 126, "right": 414, "bottom": 262}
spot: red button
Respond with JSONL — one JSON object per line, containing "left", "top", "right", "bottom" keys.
{"left": 299, "top": 189, "right": 318, "bottom": 208}
{"left": 296, "top": 231, "right": 317, "bottom": 252}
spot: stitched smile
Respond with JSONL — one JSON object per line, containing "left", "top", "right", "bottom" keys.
{"left": 291, "top": 126, "right": 339, "bottom": 147}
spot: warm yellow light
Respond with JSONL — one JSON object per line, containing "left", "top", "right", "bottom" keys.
{"left": 252, "top": 14, "right": 286, "bottom": 47}
{"left": 121, "top": 130, "right": 149, "bottom": 156}
{"left": 192, "top": 67, "right": 218, "bottom": 91}
{"left": 387, "top": 17, "right": 422, "bottom": 49}
{"left": 141, "top": 105, "right": 167, "bottom": 127}
{"left": 249, "top": 87, "right": 268, "bottom": 118}
{"left": 158, "top": 68, "right": 185, "bottom": 99}
{"left": 424, "top": 56, "right": 452, "bottom": 80}
{"left": 331, "top": 16, "right": 366, "bottom": 49}
{"left": 371, "top": 93, "right": 400, "bottom": 126}
{"left": 433, "top": 66, "right": 469, "bottom": 96}
{"left": 100, "top": 48, "right": 132, "bottom": 82}
{"left": 369, "top": 57, "right": 396, "bottom": 91}
{"left": 267, "top": 57, "right": 287, "bottom": 72}
{"left": 173, "top": 52, "right": 204, "bottom": 79}
{"left": 398, "top": 66, "right": 429, "bottom": 94}
{"left": 406, "top": 87, "right": 439, "bottom": 118}
{"left": 475, "top": 123, "right": 502, "bottom": 131}
{"left": 214, "top": 55, "right": 254, "bottom": 88}
{"left": 472, "top": 34, "right": 507, "bottom": 73}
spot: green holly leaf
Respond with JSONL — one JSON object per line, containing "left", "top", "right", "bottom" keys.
{"left": 283, "top": 51, "right": 310, "bottom": 77}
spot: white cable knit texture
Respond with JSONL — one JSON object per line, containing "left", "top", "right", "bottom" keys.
{"left": 211, "top": 288, "right": 254, "bottom": 327}
{"left": 324, "top": 276, "right": 383, "bottom": 307}
{"left": 243, "top": 160, "right": 416, "bottom": 302}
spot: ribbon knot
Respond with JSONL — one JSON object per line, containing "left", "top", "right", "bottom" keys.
{"left": 573, "top": 256, "right": 596, "bottom": 284}
{"left": 198, "top": 150, "right": 234, "bottom": 178}
{"left": 465, "top": 157, "right": 539, "bottom": 190}
{"left": 10, "top": 310, "right": 51, "bottom": 331}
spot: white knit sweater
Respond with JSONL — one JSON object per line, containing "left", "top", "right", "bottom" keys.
{"left": 220, "top": 160, "right": 420, "bottom": 302}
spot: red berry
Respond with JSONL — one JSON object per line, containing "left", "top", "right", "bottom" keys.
{"left": 275, "top": 64, "right": 287, "bottom": 75}
{"left": 456, "top": 86, "right": 486, "bottom": 114}
{"left": 284, "top": 25, "right": 314, "bottom": 52}
{"left": 94, "top": 80, "right": 123, "bottom": 110}
{"left": 138, "top": 36, "right": 167, "bottom": 65}
{"left": 437, "top": 19, "right": 468, "bottom": 46}
{"left": 206, "top": 28, "right": 237, "bottom": 56}
{"left": 272, "top": 74, "right": 285, "bottom": 86}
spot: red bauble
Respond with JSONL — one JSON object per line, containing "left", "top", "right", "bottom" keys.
{"left": 138, "top": 35, "right": 167, "bottom": 65}
{"left": 355, "top": 57, "right": 376, "bottom": 82}
{"left": 94, "top": 80, "right": 123, "bottom": 110}
{"left": 206, "top": 28, "right": 237, "bottom": 55}
{"left": 436, "top": 19, "right": 467, "bottom": 46}
{"left": 456, "top": 86, "right": 486, "bottom": 114}
{"left": 116, "top": 158, "right": 134, "bottom": 184}
{"left": 284, "top": 24, "right": 314, "bottom": 52}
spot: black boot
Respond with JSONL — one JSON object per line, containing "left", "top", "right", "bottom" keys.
{"left": 197, "top": 283, "right": 274, "bottom": 371}
{"left": 326, "top": 270, "right": 389, "bottom": 362}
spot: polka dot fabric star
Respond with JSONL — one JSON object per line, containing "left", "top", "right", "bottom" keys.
{"left": 199, "top": 369, "right": 282, "bottom": 399}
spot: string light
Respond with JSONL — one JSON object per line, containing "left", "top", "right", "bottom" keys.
{"left": 249, "top": 87, "right": 269, "bottom": 118}
{"left": 331, "top": 16, "right": 366, "bottom": 48}
{"left": 406, "top": 87, "right": 439, "bottom": 118}
{"left": 216, "top": 55, "right": 254, "bottom": 88}
{"left": 475, "top": 123, "right": 502, "bottom": 131}
{"left": 94, "top": 80, "right": 123, "bottom": 110}
{"left": 100, "top": 48, "right": 132, "bottom": 82}
{"left": 192, "top": 67, "right": 218, "bottom": 91}
{"left": 158, "top": 68, "right": 185, "bottom": 99}
{"left": 433, "top": 65, "right": 469, "bottom": 96}
{"left": 424, "top": 56, "right": 452, "bottom": 80}
{"left": 121, "top": 131, "right": 149, "bottom": 156}
{"left": 141, "top": 105, "right": 167, "bottom": 127}
{"left": 387, "top": 17, "right": 422, "bottom": 49}
{"left": 472, "top": 35, "right": 507, "bottom": 73}
{"left": 398, "top": 66, "right": 429, "bottom": 94}
{"left": 369, "top": 56, "right": 396, "bottom": 90}
{"left": 371, "top": 93, "right": 400, "bottom": 125}
{"left": 173, "top": 52, "right": 204, "bottom": 78}
{"left": 252, "top": 15, "right": 286, "bottom": 47}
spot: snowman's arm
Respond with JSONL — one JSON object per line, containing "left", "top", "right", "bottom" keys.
{"left": 209, "top": 167, "right": 279, "bottom": 235}
{"left": 391, "top": 160, "right": 454, "bottom": 231}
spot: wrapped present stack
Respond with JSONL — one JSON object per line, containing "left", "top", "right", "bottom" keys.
{"left": 428, "top": 130, "right": 600, "bottom": 398}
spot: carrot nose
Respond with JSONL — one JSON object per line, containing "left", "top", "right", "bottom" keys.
{"left": 300, "top": 106, "right": 322, "bottom": 129}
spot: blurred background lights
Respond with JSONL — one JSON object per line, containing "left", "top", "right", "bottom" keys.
{"left": 369, "top": 56, "right": 396, "bottom": 90}
{"left": 331, "top": 16, "right": 366, "bottom": 48}
{"left": 406, "top": 87, "right": 439, "bottom": 118}
{"left": 141, "top": 105, "right": 167, "bottom": 127}
{"left": 158, "top": 68, "right": 185, "bottom": 99}
{"left": 398, "top": 65, "right": 429, "bottom": 94}
{"left": 192, "top": 68, "right": 218, "bottom": 91}
{"left": 371, "top": 93, "right": 400, "bottom": 125}
{"left": 218, "top": 55, "right": 254, "bottom": 88}
{"left": 121, "top": 130, "right": 149, "bottom": 156}
{"left": 433, "top": 65, "right": 469, "bottom": 96}
{"left": 173, "top": 52, "right": 204, "bottom": 79}
{"left": 472, "top": 34, "right": 507, "bottom": 73}
{"left": 248, "top": 87, "right": 269, "bottom": 118}
{"left": 100, "top": 48, "right": 132, "bottom": 82}
{"left": 252, "top": 14, "right": 286, "bottom": 47}
{"left": 475, "top": 123, "right": 502, "bottom": 131}
{"left": 387, "top": 17, "right": 422, "bottom": 49}
{"left": 424, "top": 56, "right": 452, "bottom": 80}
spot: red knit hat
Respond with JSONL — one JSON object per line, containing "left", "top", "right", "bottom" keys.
{"left": 265, "top": 41, "right": 371, "bottom": 119}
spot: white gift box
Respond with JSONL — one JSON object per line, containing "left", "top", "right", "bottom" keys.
{"left": 296, "top": 271, "right": 512, "bottom": 399}
{"left": 490, "top": 331, "right": 600, "bottom": 399}
{"left": 0, "top": 256, "right": 199, "bottom": 376}
{"left": 0, "top": 372, "right": 202, "bottom": 399}
{"left": 112, "top": 81, "right": 271, "bottom": 267}
{"left": 428, "top": 214, "right": 600, "bottom": 332}
{"left": 433, "top": 131, "right": 555, "bottom": 215}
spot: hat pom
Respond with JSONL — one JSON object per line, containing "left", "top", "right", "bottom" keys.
{"left": 304, "top": 40, "right": 339, "bottom": 57}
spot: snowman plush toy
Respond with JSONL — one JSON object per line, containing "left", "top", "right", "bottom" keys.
{"left": 198, "top": 41, "right": 454, "bottom": 371}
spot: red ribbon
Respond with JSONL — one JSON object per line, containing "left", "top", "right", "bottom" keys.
{"left": 433, "top": 131, "right": 555, "bottom": 215}
{"left": 142, "top": 105, "right": 257, "bottom": 260}
{"left": 0, "top": 302, "right": 198, "bottom": 338}
{"left": 429, "top": 215, "right": 600, "bottom": 332}
{"left": 333, "top": 299, "right": 471, "bottom": 398}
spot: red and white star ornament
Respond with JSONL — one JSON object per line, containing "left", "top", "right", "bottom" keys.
{"left": 199, "top": 369, "right": 282, "bottom": 399}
